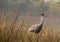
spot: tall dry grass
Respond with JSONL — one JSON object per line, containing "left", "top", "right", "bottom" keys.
{"left": 0, "top": 9, "right": 60, "bottom": 42}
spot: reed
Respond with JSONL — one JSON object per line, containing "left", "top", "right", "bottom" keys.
{"left": 0, "top": 9, "right": 60, "bottom": 42}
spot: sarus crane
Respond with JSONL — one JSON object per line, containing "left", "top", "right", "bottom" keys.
{"left": 28, "top": 13, "right": 44, "bottom": 33}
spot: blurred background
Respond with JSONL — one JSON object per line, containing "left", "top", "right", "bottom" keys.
{"left": 0, "top": 0, "right": 60, "bottom": 42}
{"left": 0, "top": 0, "right": 60, "bottom": 25}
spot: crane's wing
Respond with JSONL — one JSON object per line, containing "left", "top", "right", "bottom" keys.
{"left": 28, "top": 23, "right": 43, "bottom": 33}
{"left": 34, "top": 23, "right": 43, "bottom": 33}
{"left": 28, "top": 24, "right": 38, "bottom": 32}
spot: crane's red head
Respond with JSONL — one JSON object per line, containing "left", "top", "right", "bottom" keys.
{"left": 41, "top": 13, "right": 44, "bottom": 16}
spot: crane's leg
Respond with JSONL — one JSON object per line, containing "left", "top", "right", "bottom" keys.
{"left": 35, "top": 33, "right": 39, "bottom": 42}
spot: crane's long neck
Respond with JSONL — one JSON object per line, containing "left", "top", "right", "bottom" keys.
{"left": 39, "top": 16, "right": 44, "bottom": 25}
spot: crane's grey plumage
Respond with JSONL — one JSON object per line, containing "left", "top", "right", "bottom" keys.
{"left": 28, "top": 13, "right": 44, "bottom": 33}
